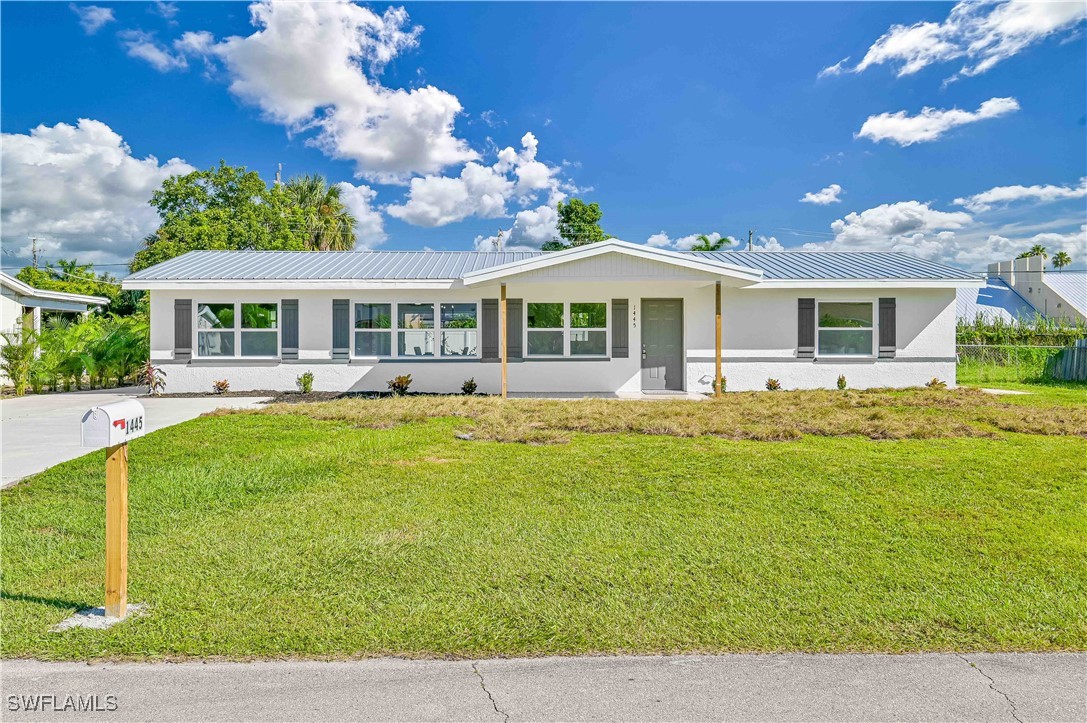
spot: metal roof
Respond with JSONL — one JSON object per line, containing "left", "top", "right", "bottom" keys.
{"left": 1043, "top": 270, "right": 1087, "bottom": 315}
{"left": 126, "top": 248, "right": 980, "bottom": 282}
{"left": 956, "top": 278, "right": 1034, "bottom": 324}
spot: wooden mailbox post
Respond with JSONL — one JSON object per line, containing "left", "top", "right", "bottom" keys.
{"left": 81, "top": 400, "right": 145, "bottom": 619}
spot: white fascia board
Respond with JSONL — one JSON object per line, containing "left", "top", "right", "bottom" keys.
{"left": 461, "top": 239, "right": 763, "bottom": 286}
{"left": 745, "top": 278, "right": 985, "bottom": 290}
{"left": 121, "top": 279, "right": 458, "bottom": 291}
{"left": 1, "top": 273, "right": 110, "bottom": 306}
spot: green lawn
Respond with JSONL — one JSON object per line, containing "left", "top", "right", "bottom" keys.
{"left": 2, "top": 388, "right": 1085, "bottom": 660}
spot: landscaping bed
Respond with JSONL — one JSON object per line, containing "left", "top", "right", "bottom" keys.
{"left": 3, "top": 385, "right": 1084, "bottom": 660}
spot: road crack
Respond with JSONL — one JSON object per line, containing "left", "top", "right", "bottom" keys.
{"left": 956, "top": 653, "right": 1023, "bottom": 723}
{"left": 472, "top": 663, "right": 510, "bottom": 722}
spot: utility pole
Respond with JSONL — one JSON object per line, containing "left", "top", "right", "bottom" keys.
{"left": 274, "top": 163, "right": 282, "bottom": 186}
{"left": 495, "top": 229, "right": 504, "bottom": 252}
{"left": 30, "top": 237, "right": 39, "bottom": 267}
{"left": 747, "top": 229, "right": 754, "bottom": 251}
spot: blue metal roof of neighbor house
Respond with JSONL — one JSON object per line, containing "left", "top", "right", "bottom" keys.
{"left": 1043, "top": 270, "right": 1087, "bottom": 315}
{"left": 126, "top": 249, "right": 980, "bottom": 282}
{"left": 956, "top": 278, "right": 1035, "bottom": 323}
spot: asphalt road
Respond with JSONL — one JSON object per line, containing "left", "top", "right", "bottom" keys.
{"left": 1, "top": 388, "right": 269, "bottom": 487}
{"left": 3, "top": 653, "right": 1083, "bottom": 722}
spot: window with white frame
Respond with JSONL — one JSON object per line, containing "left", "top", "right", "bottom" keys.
{"left": 354, "top": 303, "right": 392, "bottom": 356}
{"left": 397, "top": 303, "right": 435, "bottom": 356}
{"left": 817, "top": 301, "right": 873, "bottom": 356}
{"left": 439, "top": 303, "right": 478, "bottom": 356}
{"left": 526, "top": 302, "right": 608, "bottom": 357}
{"left": 196, "top": 302, "right": 279, "bottom": 357}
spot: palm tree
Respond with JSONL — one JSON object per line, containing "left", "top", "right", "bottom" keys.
{"left": 1052, "top": 251, "right": 1072, "bottom": 270}
{"left": 284, "top": 174, "right": 358, "bottom": 251}
{"left": 1016, "top": 244, "right": 1047, "bottom": 260}
{"left": 689, "top": 234, "right": 732, "bottom": 251}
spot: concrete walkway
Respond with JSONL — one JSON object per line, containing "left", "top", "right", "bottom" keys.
{"left": 1, "top": 388, "right": 268, "bottom": 487}
{"left": 1, "top": 653, "right": 1083, "bottom": 721}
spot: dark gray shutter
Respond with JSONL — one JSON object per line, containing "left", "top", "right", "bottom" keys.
{"left": 878, "top": 297, "right": 896, "bottom": 358}
{"left": 174, "top": 298, "right": 192, "bottom": 361}
{"left": 481, "top": 298, "right": 499, "bottom": 360}
{"left": 332, "top": 299, "right": 349, "bottom": 360}
{"left": 281, "top": 299, "right": 299, "bottom": 359}
{"left": 797, "top": 298, "right": 815, "bottom": 359}
{"left": 506, "top": 298, "right": 523, "bottom": 360}
{"left": 612, "top": 299, "right": 629, "bottom": 357}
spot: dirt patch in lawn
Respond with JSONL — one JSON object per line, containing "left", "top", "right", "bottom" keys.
{"left": 233, "top": 387, "right": 1087, "bottom": 443}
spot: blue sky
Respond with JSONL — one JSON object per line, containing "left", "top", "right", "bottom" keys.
{"left": 2, "top": 1, "right": 1084, "bottom": 272}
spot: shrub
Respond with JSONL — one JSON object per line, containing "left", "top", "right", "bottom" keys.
{"left": 0, "top": 327, "right": 37, "bottom": 396}
{"left": 837, "top": 374, "right": 847, "bottom": 390}
{"left": 925, "top": 377, "right": 947, "bottom": 389}
{"left": 296, "top": 371, "right": 314, "bottom": 394}
{"left": 212, "top": 379, "right": 230, "bottom": 395}
{"left": 461, "top": 377, "right": 477, "bottom": 395}
{"left": 765, "top": 378, "right": 782, "bottom": 391}
{"left": 140, "top": 360, "right": 167, "bottom": 396}
{"left": 713, "top": 376, "right": 727, "bottom": 395}
{"left": 387, "top": 374, "right": 412, "bottom": 396}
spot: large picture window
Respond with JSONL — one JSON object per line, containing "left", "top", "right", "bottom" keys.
{"left": 196, "top": 302, "right": 279, "bottom": 357}
{"left": 526, "top": 302, "right": 608, "bottom": 357}
{"left": 440, "top": 303, "right": 477, "bottom": 356}
{"left": 398, "top": 303, "right": 435, "bottom": 356}
{"left": 817, "top": 301, "right": 873, "bottom": 356}
{"left": 355, "top": 303, "right": 392, "bottom": 356}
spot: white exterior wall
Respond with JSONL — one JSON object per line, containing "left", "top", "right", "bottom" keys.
{"left": 149, "top": 278, "right": 959, "bottom": 394}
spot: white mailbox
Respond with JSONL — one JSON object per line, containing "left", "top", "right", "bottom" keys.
{"left": 81, "top": 400, "right": 147, "bottom": 448}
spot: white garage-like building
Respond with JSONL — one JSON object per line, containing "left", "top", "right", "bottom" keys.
{"left": 123, "top": 240, "right": 982, "bottom": 395}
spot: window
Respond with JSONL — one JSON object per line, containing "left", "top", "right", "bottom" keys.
{"left": 196, "top": 302, "right": 279, "bottom": 357}
{"left": 398, "top": 303, "right": 435, "bottom": 357}
{"left": 440, "top": 303, "right": 477, "bottom": 356}
{"left": 570, "top": 302, "right": 607, "bottom": 356}
{"left": 527, "top": 302, "right": 608, "bottom": 357}
{"left": 241, "top": 303, "right": 278, "bottom": 356}
{"left": 817, "top": 301, "right": 873, "bottom": 356}
{"left": 354, "top": 303, "right": 392, "bottom": 356}
{"left": 527, "top": 302, "right": 564, "bottom": 355}
{"left": 197, "top": 303, "right": 234, "bottom": 357}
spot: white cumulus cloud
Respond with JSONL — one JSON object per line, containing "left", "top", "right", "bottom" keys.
{"left": 829, "top": 1, "right": 1086, "bottom": 82}
{"left": 474, "top": 205, "right": 561, "bottom": 251}
{"left": 120, "top": 30, "right": 189, "bottom": 72}
{"left": 1, "top": 119, "right": 193, "bottom": 265}
{"left": 335, "top": 182, "right": 386, "bottom": 248}
{"left": 800, "top": 183, "right": 843, "bottom": 205}
{"left": 643, "top": 231, "right": 737, "bottom": 251}
{"left": 71, "top": 4, "right": 114, "bottom": 34}
{"left": 856, "top": 97, "right": 1019, "bottom": 146}
{"left": 954, "top": 178, "right": 1087, "bottom": 213}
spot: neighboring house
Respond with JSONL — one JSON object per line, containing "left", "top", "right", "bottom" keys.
{"left": 122, "top": 240, "right": 982, "bottom": 395}
{"left": 984, "top": 256, "right": 1086, "bottom": 323}
{"left": 0, "top": 271, "right": 110, "bottom": 336}
{"left": 956, "top": 277, "right": 1035, "bottom": 324}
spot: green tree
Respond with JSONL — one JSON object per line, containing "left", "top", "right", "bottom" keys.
{"left": 1017, "top": 244, "right": 1048, "bottom": 260}
{"left": 1052, "top": 251, "right": 1072, "bottom": 270}
{"left": 0, "top": 323, "right": 37, "bottom": 395}
{"left": 284, "top": 174, "right": 357, "bottom": 251}
{"left": 544, "top": 198, "right": 611, "bottom": 250}
{"left": 15, "top": 261, "right": 133, "bottom": 314}
{"left": 689, "top": 234, "right": 733, "bottom": 251}
{"left": 130, "top": 161, "right": 310, "bottom": 272}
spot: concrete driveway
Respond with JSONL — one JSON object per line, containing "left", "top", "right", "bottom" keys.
{"left": 1, "top": 387, "right": 268, "bottom": 487}
{"left": 1, "top": 653, "right": 1083, "bottom": 721}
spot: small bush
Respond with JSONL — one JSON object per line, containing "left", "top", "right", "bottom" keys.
{"left": 765, "top": 378, "right": 782, "bottom": 391}
{"left": 837, "top": 374, "right": 847, "bottom": 390}
{"left": 212, "top": 379, "right": 230, "bottom": 395}
{"left": 140, "top": 360, "right": 167, "bottom": 396}
{"left": 0, "top": 327, "right": 37, "bottom": 396}
{"left": 925, "top": 377, "right": 947, "bottom": 389}
{"left": 461, "top": 377, "right": 477, "bottom": 395}
{"left": 713, "top": 375, "right": 726, "bottom": 395}
{"left": 388, "top": 374, "right": 412, "bottom": 396}
{"left": 296, "top": 371, "right": 314, "bottom": 394}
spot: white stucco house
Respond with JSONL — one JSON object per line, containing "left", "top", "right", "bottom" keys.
{"left": 122, "top": 240, "right": 983, "bottom": 395}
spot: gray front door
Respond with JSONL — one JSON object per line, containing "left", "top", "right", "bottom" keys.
{"left": 641, "top": 299, "right": 684, "bottom": 391}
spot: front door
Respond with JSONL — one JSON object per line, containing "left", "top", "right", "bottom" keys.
{"left": 641, "top": 299, "right": 684, "bottom": 391}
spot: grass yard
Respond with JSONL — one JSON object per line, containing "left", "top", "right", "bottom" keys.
{"left": 2, "top": 387, "right": 1085, "bottom": 660}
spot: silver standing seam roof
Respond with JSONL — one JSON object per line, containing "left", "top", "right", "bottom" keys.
{"left": 125, "top": 249, "right": 981, "bottom": 282}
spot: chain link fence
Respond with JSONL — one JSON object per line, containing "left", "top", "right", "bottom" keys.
{"left": 956, "top": 344, "right": 1064, "bottom": 384}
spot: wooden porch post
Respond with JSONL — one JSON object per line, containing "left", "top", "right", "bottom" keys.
{"left": 715, "top": 281, "right": 722, "bottom": 398}
{"left": 500, "top": 282, "right": 508, "bottom": 399}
